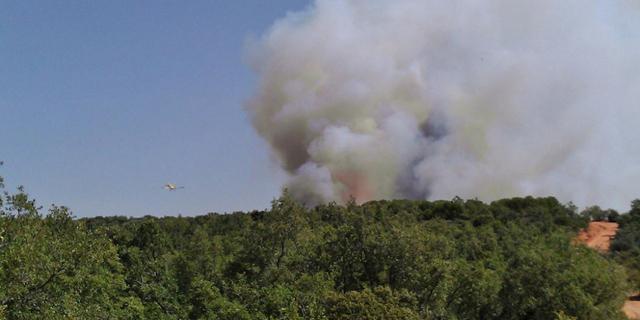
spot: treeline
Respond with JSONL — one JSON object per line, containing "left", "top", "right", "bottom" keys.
{"left": 0, "top": 176, "right": 634, "bottom": 319}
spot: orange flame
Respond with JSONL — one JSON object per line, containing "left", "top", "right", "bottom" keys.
{"left": 332, "top": 171, "right": 373, "bottom": 204}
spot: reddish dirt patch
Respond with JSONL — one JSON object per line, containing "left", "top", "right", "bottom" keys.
{"left": 576, "top": 221, "right": 619, "bottom": 252}
{"left": 624, "top": 298, "right": 640, "bottom": 319}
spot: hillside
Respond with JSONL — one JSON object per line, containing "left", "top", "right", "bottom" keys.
{"left": 576, "top": 221, "right": 640, "bottom": 319}
{"left": 578, "top": 204, "right": 640, "bottom": 319}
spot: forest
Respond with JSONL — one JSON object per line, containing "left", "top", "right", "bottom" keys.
{"left": 1, "top": 171, "right": 639, "bottom": 320}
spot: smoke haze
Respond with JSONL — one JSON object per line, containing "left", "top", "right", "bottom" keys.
{"left": 247, "top": 0, "right": 640, "bottom": 210}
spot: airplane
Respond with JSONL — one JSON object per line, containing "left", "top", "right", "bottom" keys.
{"left": 163, "top": 183, "right": 184, "bottom": 191}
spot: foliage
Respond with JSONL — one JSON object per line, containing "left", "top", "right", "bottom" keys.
{"left": 611, "top": 199, "right": 640, "bottom": 292}
{"left": 0, "top": 188, "right": 140, "bottom": 319}
{"left": 0, "top": 168, "right": 631, "bottom": 319}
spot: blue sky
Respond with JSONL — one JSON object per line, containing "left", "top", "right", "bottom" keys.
{"left": 0, "top": 1, "right": 311, "bottom": 217}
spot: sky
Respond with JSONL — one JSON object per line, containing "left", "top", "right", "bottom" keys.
{"left": 0, "top": 1, "right": 311, "bottom": 217}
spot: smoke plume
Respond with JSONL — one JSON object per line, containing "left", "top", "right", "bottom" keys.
{"left": 247, "top": 0, "right": 640, "bottom": 210}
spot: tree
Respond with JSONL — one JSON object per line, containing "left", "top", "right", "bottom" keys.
{"left": 188, "top": 277, "right": 251, "bottom": 320}
{"left": 324, "top": 287, "right": 419, "bottom": 320}
{"left": 581, "top": 206, "right": 606, "bottom": 221}
{"left": 0, "top": 167, "right": 631, "bottom": 320}
{"left": 0, "top": 187, "right": 140, "bottom": 319}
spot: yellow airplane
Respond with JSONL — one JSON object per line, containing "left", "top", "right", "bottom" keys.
{"left": 163, "top": 183, "right": 184, "bottom": 191}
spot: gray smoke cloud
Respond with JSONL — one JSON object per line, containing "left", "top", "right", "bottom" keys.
{"left": 246, "top": 0, "right": 640, "bottom": 210}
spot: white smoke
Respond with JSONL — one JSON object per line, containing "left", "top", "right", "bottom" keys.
{"left": 246, "top": 0, "right": 640, "bottom": 210}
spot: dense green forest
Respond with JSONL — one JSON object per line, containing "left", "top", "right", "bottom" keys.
{"left": 1, "top": 170, "right": 638, "bottom": 319}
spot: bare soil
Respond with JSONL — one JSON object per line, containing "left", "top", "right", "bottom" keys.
{"left": 576, "top": 221, "right": 618, "bottom": 252}
{"left": 624, "top": 298, "right": 640, "bottom": 319}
